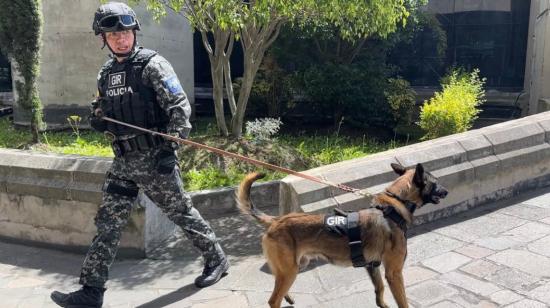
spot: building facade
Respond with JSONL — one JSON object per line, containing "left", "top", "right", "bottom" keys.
{"left": 2, "top": 0, "right": 550, "bottom": 126}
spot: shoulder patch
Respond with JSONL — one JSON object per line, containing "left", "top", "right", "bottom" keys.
{"left": 163, "top": 75, "right": 184, "bottom": 95}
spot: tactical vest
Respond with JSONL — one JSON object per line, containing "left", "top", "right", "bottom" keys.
{"left": 98, "top": 47, "right": 169, "bottom": 136}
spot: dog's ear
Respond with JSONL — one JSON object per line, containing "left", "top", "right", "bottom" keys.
{"left": 391, "top": 163, "right": 407, "bottom": 176}
{"left": 413, "top": 163, "right": 425, "bottom": 186}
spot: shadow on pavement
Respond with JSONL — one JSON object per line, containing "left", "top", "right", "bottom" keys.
{"left": 135, "top": 283, "right": 200, "bottom": 308}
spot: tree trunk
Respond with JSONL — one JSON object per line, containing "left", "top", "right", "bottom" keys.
{"left": 231, "top": 52, "right": 261, "bottom": 137}
{"left": 223, "top": 33, "right": 237, "bottom": 116}
{"left": 231, "top": 19, "right": 282, "bottom": 137}
{"left": 201, "top": 29, "right": 233, "bottom": 136}
{"left": 211, "top": 57, "right": 228, "bottom": 136}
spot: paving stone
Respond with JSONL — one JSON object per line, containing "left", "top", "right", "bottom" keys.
{"left": 3, "top": 189, "right": 550, "bottom": 308}
{"left": 0, "top": 273, "right": 15, "bottom": 288}
{"left": 503, "top": 299, "right": 547, "bottom": 308}
{"left": 527, "top": 235, "right": 550, "bottom": 258}
{"left": 489, "top": 290, "right": 524, "bottom": 306}
{"left": 403, "top": 266, "right": 439, "bottom": 286}
{"left": 454, "top": 245, "right": 495, "bottom": 259}
{"left": 528, "top": 281, "right": 550, "bottom": 305}
{"left": 474, "top": 236, "right": 524, "bottom": 251}
{"left": 434, "top": 213, "right": 527, "bottom": 243}
{"left": 441, "top": 271, "right": 501, "bottom": 296}
{"left": 522, "top": 192, "right": 550, "bottom": 208}
{"left": 407, "top": 280, "right": 458, "bottom": 306}
{"left": 460, "top": 259, "right": 501, "bottom": 278}
{"left": 429, "top": 300, "right": 463, "bottom": 308}
{"left": 0, "top": 298, "right": 19, "bottom": 308}
{"left": 316, "top": 261, "right": 372, "bottom": 291}
{"left": 447, "top": 293, "right": 499, "bottom": 308}
{"left": 17, "top": 295, "right": 47, "bottom": 308}
{"left": 245, "top": 291, "right": 319, "bottom": 308}
{"left": 104, "top": 289, "right": 161, "bottom": 307}
{"left": 540, "top": 217, "right": 550, "bottom": 225}
{"left": 487, "top": 249, "right": 550, "bottom": 277}
{"left": 317, "top": 278, "right": 373, "bottom": 302}
{"left": 498, "top": 204, "right": 550, "bottom": 221}
{"left": 316, "top": 289, "right": 408, "bottom": 308}
{"left": 5, "top": 276, "right": 47, "bottom": 289}
{"left": 405, "top": 233, "right": 466, "bottom": 266}
{"left": 484, "top": 267, "right": 541, "bottom": 292}
{"left": 500, "top": 222, "right": 550, "bottom": 243}
{"left": 0, "top": 264, "right": 16, "bottom": 275}
{"left": 422, "top": 252, "right": 472, "bottom": 273}
{"left": 192, "top": 293, "right": 248, "bottom": 308}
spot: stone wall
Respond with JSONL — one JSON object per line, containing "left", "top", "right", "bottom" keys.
{"left": 0, "top": 149, "right": 278, "bottom": 257}
{"left": 279, "top": 111, "right": 550, "bottom": 225}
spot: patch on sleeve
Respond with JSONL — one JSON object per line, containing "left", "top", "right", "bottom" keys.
{"left": 163, "top": 75, "right": 184, "bottom": 95}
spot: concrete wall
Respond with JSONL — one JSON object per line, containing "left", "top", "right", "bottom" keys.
{"left": 279, "top": 111, "right": 550, "bottom": 225}
{"left": 0, "top": 148, "right": 278, "bottom": 257}
{"left": 11, "top": 0, "right": 195, "bottom": 129}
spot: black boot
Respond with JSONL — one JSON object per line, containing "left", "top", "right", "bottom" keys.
{"left": 50, "top": 285, "right": 105, "bottom": 308}
{"left": 194, "top": 258, "right": 230, "bottom": 288}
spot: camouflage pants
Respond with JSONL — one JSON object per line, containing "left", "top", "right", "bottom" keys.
{"left": 79, "top": 148, "right": 225, "bottom": 288}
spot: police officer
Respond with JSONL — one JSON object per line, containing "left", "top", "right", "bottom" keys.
{"left": 50, "top": 2, "right": 228, "bottom": 307}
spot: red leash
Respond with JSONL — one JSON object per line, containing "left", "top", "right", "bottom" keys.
{"left": 102, "top": 116, "right": 369, "bottom": 196}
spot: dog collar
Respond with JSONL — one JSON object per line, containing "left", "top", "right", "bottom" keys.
{"left": 384, "top": 191, "right": 418, "bottom": 214}
{"left": 375, "top": 205, "right": 409, "bottom": 233}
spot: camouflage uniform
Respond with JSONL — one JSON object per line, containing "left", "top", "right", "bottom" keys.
{"left": 79, "top": 50, "right": 225, "bottom": 288}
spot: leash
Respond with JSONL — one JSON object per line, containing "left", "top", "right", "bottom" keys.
{"left": 101, "top": 116, "right": 372, "bottom": 198}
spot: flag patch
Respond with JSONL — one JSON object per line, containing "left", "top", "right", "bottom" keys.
{"left": 164, "top": 75, "right": 184, "bottom": 95}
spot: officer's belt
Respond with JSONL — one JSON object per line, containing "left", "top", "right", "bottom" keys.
{"left": 111, "top": 133, "right": 164, "bottom": 157}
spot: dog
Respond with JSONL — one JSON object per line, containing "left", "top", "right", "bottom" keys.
{"left": 236, "top": 163, "right": 448, "bottom": 308}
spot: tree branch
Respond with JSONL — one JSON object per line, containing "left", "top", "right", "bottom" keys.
{"left": 347, "top": 37, "right": 367, "bottom": 65}
{"left": 200, "top": 30, "right": 214, "bottom": 60}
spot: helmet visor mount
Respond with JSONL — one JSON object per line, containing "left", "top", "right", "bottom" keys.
{"left": 98, "top": 14, "right": 137, "bottom": 33}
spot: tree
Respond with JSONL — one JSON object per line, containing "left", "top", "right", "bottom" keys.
{"left": 139, "top": 0, "right": 411, "bottom": 137}
{"left": 0, "top": 0, "right": 44, "bottom": 143}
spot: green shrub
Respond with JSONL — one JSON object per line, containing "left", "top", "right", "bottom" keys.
{"left": 419, "top": 68, "right": 485, "bottom": 140}
{"left": 385, "top": 77, "right": 417, "bottom": 127}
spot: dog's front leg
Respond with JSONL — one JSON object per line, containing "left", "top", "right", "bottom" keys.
{"left": 383, "top": 257, "right": 408, "bottom": 308}
{"left": 367, "top": 266, "right": 389, "bottom": 308}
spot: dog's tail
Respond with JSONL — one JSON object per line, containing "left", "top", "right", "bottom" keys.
{"left": 236, "top": 172, "right": 275, "bottom": 227}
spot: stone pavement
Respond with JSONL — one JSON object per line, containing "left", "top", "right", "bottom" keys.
{"left": 2, "top": 188, "right": 550, "bottom": 307}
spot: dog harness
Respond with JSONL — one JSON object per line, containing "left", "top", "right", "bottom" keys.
{"left": 324, "top": 208, "right": 380, "bottom": 268}
{"left": 324, "top": 192, "right": 417, "bottom": 268}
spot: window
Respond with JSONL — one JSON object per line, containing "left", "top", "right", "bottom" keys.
{"left": 0, "top": 49, "right": 12, "bottom": 92}
{"left": 391, "top": 0, "right": 531, "bottom": 90}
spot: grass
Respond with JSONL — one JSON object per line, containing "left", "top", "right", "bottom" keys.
{"left": 280, "top": 134, "right": 401, "bottom": 166}
{"left": 0, "top": 116, "right": 403, "bottom": 190}
{"left": 0, "top": 117, "right": 112, "bottom": 157}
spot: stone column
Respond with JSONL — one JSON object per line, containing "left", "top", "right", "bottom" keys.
{"left": 526, "top": 0, "right": 550, "bottom": 114}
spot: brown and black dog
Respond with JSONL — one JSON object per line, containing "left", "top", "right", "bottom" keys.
{"left": 236, "top": 163, "right": 448, "bottom": 308}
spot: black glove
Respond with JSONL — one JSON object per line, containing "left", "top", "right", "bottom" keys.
{"left": 89, "top": 100, "right": 106, "bottom": 132}
{"left": 155, "top": 145, "right": 178, "bottom": 174}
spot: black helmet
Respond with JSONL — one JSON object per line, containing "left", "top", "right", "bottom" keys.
{"left": 93, "top": 2, "right": 141, "bottom": 35}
